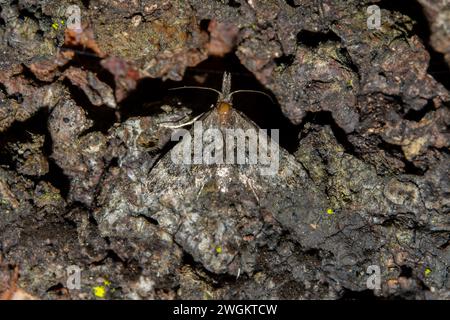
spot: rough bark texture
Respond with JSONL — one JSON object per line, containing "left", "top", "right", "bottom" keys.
{"left": 0, "top": 0, "right": 449, "bottom": 299}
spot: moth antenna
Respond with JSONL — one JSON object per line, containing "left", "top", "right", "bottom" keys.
{"left": 159, "top": 112, "right": 205, "bottom": 129}
{"left": 229, "top": 90, "right": 275, "bottom": 104}
{"left": 168, "top": 86, "right": 221, "bottom": 96}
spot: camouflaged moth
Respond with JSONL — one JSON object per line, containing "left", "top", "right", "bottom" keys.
{"left": 96, "top": 72, "right": 326, "bottom": 275}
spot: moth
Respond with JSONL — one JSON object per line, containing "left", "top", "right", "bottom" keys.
{"left": 96, "top": 72, "right": 327, "bottom": 276}
{"left": 161, "top": 72, "right": 280, "bottom": 176}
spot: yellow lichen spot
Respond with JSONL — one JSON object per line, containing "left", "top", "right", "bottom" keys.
{"left": 215, "top": 246, "right": 222, "bottom": 254}
{"left": 93, "top": 286, "right": 106, "bottom": 298}
{"left": 424, "top": 268, "right": 432, "bottom": 277}
{"left": 326, "top": 208, "right": 334, "bottom": 215}
{"left": 103, "top": 279, "right": 111, "bottom": 286}
{"left": 51, "top": 22, "right": 59, "bottom": 30}
{"left": 347, "top": 79, "right": 354, "bottom": 88}
{"left": 60, "top": 20, "right": 65, "bottom": 25}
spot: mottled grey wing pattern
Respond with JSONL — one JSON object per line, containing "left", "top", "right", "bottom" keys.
{"left": 140, "top": 107, "right": 327, "bottom": 274}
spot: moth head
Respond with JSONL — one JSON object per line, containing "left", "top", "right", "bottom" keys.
{"left": 169, "top": 72, "right": 274, "bottom": 108}
{"left": 217, "top": 101, "right": 232, "bottom": 116}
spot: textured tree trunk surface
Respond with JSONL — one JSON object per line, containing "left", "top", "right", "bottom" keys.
{"left": 0, "top": 0, "right": 449, "bottom": 300}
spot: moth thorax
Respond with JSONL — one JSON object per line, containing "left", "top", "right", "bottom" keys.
{"left": 217, "top": 101, "right": 232, "bottom": 124}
